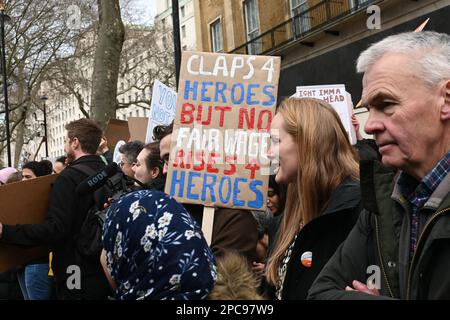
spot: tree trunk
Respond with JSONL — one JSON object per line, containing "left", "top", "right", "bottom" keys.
{"left": 13, "top": 62, "right": 27, "bottom": 167}
{"left": 90, "top": 0, "right": 125, "bottom": 130}
{"left": 13, "top": 113, "right": 25, "bottom": 167}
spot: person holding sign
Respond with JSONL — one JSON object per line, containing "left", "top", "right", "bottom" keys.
{"left": 265, "top": 98, "right": 361, "bottom": 300}
{"left": 0, "top": 119, "right": 112, "bottom": 300}
{"left": 309, "top": 31, "right": 450, "bottom": 300}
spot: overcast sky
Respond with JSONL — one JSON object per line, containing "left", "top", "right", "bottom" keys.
{"left": 131, "top": 0, "right": 156, "bottom": 24}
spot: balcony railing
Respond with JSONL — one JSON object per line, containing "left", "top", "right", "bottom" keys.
{"left": 229, "top": 0, "right": 382, "bottom": 55}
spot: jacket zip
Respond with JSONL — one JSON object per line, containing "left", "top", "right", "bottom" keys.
{"left": 406, "top": 207, "right": 450, "bottom": 300}
{"left": 374, "top": 216, "right": 395, "bottom": 298}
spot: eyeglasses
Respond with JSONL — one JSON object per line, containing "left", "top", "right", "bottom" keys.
{"left": 119, "top": 161, "right": 136, "bottom": 168}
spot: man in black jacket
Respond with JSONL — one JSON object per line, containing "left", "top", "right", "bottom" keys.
{"left": 0, "top": 118, "right": 111, "bottom": 300}
{"left": 308, "top": 31, "right": 450, "bottom": 300}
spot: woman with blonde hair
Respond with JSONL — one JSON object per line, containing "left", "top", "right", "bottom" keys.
{"left": 266, "top": 97, "right": 361, "bottom": 300}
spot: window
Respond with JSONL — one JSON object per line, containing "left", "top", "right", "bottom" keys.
{"left": 128, "top": 95, "right": 132, "bottom": 103}
{"left": 244, "top": 0, "right": 261, "bottom": 54}
{"left": 162, "top": 35, "right": 168, "bottom": 48}
{"left": 291, "top": 0, "right": 310, "bottom": 37}
{"left": 180, "top": 5, "right": 185, "bottom": 18}
{"left": 182, "top": 45, "right": 187, "bottom": 51}
{"left": 350, "top": 0, "right": 372, "bottom": 9}
{"left": 136, "top": 109, "right": 140, "bottom": 117}
{"left": 135, "top": 92, "right": 139, "bottom": 101}
{"left": 181, "top": 25, "right": 186, "bottom": 38}
{"left": 161, "top": 18, "right": 166, "bottom": 30}
{"left": 210, "top": 19, "right": 223, "bottom": 53}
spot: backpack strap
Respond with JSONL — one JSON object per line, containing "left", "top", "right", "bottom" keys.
{"left": 69, "top": 163, "right": 107, "bottom": 210}
{"left": 69, "top": 163, "right": 99, "bottom": 178}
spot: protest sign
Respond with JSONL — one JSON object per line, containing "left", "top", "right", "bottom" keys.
{"left": 0, "top": 174, "right": 58, "bottom": 272}
{"left": 165, "top": 51, "right": 281, "bottom": 211}
{"left": 294, "top": 84, "right": 357, "bottom": 145}
{"left": 145, "top": 80, "right": 177, "bottom": 143}
{"left": 104, "top": 118, "right": 130, "bottom": 148}
{"left": 128, "top": 117, "right": 149, "bottom": 142}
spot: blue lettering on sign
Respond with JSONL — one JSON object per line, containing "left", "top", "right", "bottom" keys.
{"left": 184, "top": 80, "right": 198, "bottom": 100}
{"left": 246, "top": 83, "right": 260, "bottom": 105}
{"left": 214, "top": 82, "right": 227, "bottom": 103}
{"left": 169, "top": 171, "right": 265, "bottom": 209}
{"left": 151, "top": 107, "right": 172, "bottom": 124}
{"left": 218, "top": 176, "right": 232, "bottom": 204}
{"left": 187, "top": 171, "right": 201, "bottom": 200}
{"left": 233, "top": 177, "right": 247, "bottom": 207}
{"left": 248, "top": 180, "right": 264, "bottom": 209}
{"left": 230, "top": 83, "right": 245, "bottom": 105}
{"left": 170, "top": 170, "right": 185, "bottom": 198}
{"left": 164, "top": 91, "right": 176, "bottom": 112}
{"left": 201, "top": 174, "right": 217, "bottom": 202}
{"left": 200, "top": 81, "right": 213, "bottom": 102}
{"left": 158, "top": 86, "right": 167, "bottom": 105}
{"left": 262, "top": 85, "right": 275, "bottom": 106}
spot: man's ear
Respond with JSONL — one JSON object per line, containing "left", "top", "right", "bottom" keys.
{"left": 72, "top": 137, "right": 81, "bottom": 150}
{"left": 440, "top": 80, "right": 450, "bottom": 120}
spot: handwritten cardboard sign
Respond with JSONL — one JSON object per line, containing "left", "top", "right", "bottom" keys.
{"left": 104, "top": 118, "right": 130, "bottom": 148}
{"left": 128, "top": 117, "right": 149, "bottom": 142}
{"left": 146, "top": 80, "right": 177, "bottom": 143}
{"left": 165, "top": 51, "right": 281, "bottom": 210}
{"left": 0, "top": 174, "right": 58, "bottom": 272}
{"left": 294, "top": 84, "right": 357, "bottom": 145}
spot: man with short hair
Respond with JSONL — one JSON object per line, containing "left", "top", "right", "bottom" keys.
{"left": 308, "top": 31, "right": 450, "bottom": 300}
{"left": 0, "top": 118, "right": 111, "bottom": 300}
{"left": 118, "top": 140, "right": 144, "bottom": 178}
{"left": 154, "top": 123, "right": 259, "bottom": 262}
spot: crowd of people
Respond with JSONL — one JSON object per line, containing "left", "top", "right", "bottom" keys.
{"left": 0, "top": 30, "right": 449, "bottom": 300}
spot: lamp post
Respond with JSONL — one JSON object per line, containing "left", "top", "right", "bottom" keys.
{"left": 171, "top": 0, "right": 181, "bottom": 88}
{"left": 40, "top": 95, "right": 49, "bottom": 158}
{"left": 0, "top": 1, "right": 11, "bottom": 166}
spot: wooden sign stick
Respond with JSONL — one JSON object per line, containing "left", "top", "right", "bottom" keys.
{"left": 202, "top": 206, "right": 215, "bottom": 246}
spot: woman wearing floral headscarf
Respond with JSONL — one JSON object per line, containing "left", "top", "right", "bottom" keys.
{"left": 101, "top": 190, "right": 217, "bottom": 300}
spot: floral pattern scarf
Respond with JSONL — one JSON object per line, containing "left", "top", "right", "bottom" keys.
{"left": 103, "top": 190, "right": 217, "bottom": 300}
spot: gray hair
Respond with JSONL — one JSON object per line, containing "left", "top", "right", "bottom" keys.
{"left": 356, "top": 31, "right": 450, "bottom": 87}
{"left": 119, "top": 140, "right": 144, "bottom": 164}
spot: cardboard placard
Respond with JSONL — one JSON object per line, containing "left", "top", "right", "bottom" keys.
{"left": 0, "top": 174, "right": 58, "bottom": 273}
{"left": 146, "top": 80, "right": 177, "bottom": 143}
{"left": 128, "top": 117, "right": 149, "bottom": 142}
{"left": 165, "top": 51, "right": 281, "bottom": 210}
{"left": 104, "top": 119, "right": 130, "bottom": 148}
{"left": 294, "top": 84, "right": 357, "bottom": 145}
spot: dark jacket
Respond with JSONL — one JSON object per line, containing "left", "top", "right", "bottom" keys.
{"left": 355, "top": 139, "right": 381, "bottom": 161}
{"left": 144, "top": 175, "right": 166, "bottom": 192}
{"left": 308, "top": 160, "right": 450, "bottom": 300}
{"left": 278, "top": 177, "right": 361, "bottom": 300}
{"left": 1, "top": 155, "right": 111, "bottom": 299}
{"left": 184, "top": 204, "right": 259, "bottom": 262}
